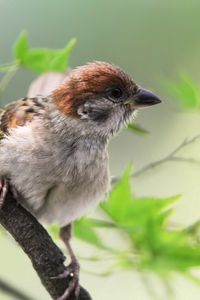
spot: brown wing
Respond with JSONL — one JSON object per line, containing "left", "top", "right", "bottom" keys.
{"left": 0, "top": 97, "right": 47, "bottom": 136}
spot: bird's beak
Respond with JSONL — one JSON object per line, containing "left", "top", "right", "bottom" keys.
{"left": 126, "top": 89, "right": 161, "bottom": 108}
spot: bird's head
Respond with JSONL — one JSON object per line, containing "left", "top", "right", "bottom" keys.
{"left": 52, "top": 61, "right": 161, "bottom": 137}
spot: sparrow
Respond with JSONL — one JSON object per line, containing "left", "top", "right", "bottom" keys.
{"left": 0, "top": 61, "right": 161, "bottom": 299}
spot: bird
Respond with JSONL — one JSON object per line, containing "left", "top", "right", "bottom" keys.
{"left": 0, "top": 61, "right": 161, "bottom": 299}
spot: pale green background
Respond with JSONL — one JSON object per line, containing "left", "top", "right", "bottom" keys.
{"left": 1, "top": 0, "right": 200, "bottom": 299}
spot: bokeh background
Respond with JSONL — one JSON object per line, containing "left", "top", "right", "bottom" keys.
{"left": 1, "top": 0, "right": 200, "bottom": 299}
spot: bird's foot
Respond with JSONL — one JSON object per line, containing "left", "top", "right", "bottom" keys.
{"left": 53, "top": 261, "right": 80, "bottom": 300}
{"left": 0, "top": 179, "right": 8, "bottom": 209}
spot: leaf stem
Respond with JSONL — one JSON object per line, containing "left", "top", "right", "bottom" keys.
{"left": 0, "top": 62, "right": 20, "bottom": 97}
{"left": 0, "top": 61, "right": 17, "bottom": 72}
{"left": 184, "top": 272, "right": 200, "bottom": 287}
{"left": 88, "top": 218, "right": 117, "bottom": 228}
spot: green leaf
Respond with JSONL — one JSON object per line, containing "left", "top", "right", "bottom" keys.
{"left": 166, "top": 73, "right": 200, "bottom": 110}
{"left": 13, "top": 32, "right": 76, "bottom": 74}
{"left": 102, "top": 165, "right": 179, "bottom": 228}
{"left": 127, "top": 123, "right": 149, "bottom": 135}
{"left": 48, "top": 218, "right": 107, "bottom": 250}
{"left": 49, "top": 224, "right": 60, "bottom": 239}
{"left": 47, "top": 38, "right": 77, "bottom": 72}
{"left": 74, "top": 218, "right": 105, "bottom": 249}
{"left": 100, "top": 167, "right": 194, "bottom": 275}
{"left": 14, "top": 31, "right": 29, "bottom": 62}
{"left": 22, "top": 38, "right": 76, "bottom": 74}
{"left": 101, "top": 165, "right": 133, "bottom": 223}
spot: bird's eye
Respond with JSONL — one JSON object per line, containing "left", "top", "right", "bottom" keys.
{"left": 107, "top": 87, "right": 123, "bottom": 101}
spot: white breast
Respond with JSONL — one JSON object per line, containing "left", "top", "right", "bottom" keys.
{"left": 37, "top": 149, "right": 110, "bottom": 226}
{"left": 0, "top": 117, "right": 110, "bottom": 226}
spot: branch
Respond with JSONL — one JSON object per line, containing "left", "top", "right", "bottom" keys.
{"left": 112, "top": 134, "right": 200, "bottom": 184}
{"left": 0, "top": 277, "right": 35, "bottom": 300}
{"left": 0, "top": 187, "right": 92, "bottom": 300}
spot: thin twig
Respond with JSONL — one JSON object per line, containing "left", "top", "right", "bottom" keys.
{"left": 160, "top": 278, "right": 175, "bottom": 300}
{"left": 134, "top": 134, "right": 200, "bottom": 177}
{"left": 141, "top": 273, "right": 161, "bottom": 300}
{"left": 112, "top": 134, "right": 200, "bottom": 184}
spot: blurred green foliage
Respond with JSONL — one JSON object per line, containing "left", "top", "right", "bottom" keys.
{"left": 106, "top": 169, "right": 200, "bottom": 275}
{"left": 14, "top": 31, "right": 76, "bottom": 73}
{"left": 0, "top": 31, "right": 76, "bottom": 74}
{"left": 51, "top": 167, "right": 200, "bottom": 279}
{"left": 0, "top": 32, "right": 76, "bottom": 99}
{"left": 167, "top": 73, "right": 200, "bottom": 110}
{"left": 127, "top": 123, "right": 149, "bottom": 135}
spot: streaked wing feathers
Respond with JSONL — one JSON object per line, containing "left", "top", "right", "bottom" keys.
{"left": 0, "top": 97, "right": 47, "bottom": 136}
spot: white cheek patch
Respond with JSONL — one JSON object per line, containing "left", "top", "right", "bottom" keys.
{"left": 77, "top": 105, "right": 89, "bottom": 119}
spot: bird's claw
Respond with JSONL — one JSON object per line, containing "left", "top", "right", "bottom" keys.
{"left": 52, "top": 261, "right": 80, "bottom": 300}
{"left": 0, "top": 179, "right": 8, "bottom": 209}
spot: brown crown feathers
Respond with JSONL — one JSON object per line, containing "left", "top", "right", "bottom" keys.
{"left": 52, "top": 61, "right": 138, "bottom": 117}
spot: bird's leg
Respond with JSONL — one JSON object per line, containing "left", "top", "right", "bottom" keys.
{"left": 55, "top": 224, "right": 80, "bottom": 300}
{"left": 0, "top": 179, "right": 8, "bottom": 209}
{"left": 0, "top": 178, "right": 19, "bottom": 209}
